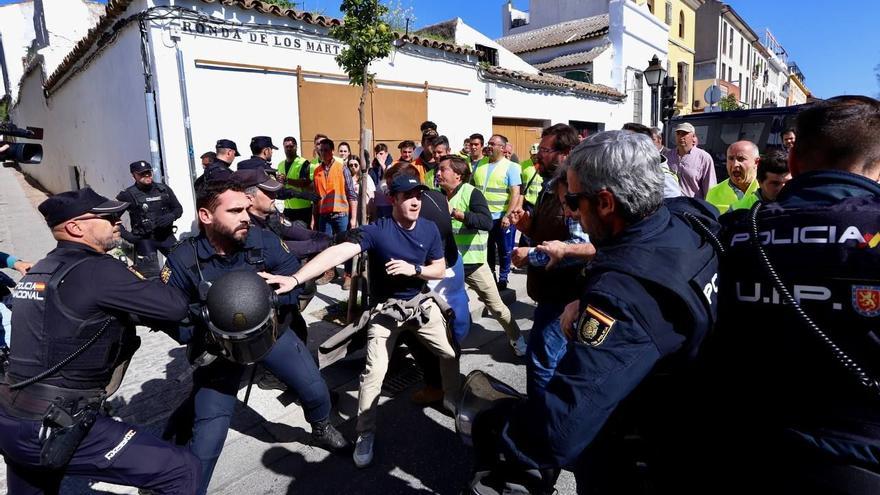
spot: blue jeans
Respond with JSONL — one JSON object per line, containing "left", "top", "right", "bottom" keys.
{"left": 526, "top": 302, "right": 570, "bottom": 397}
{"left": 487, "top": 218, "right": 516, "bottom": 284}
{"left": 189, "top": 330, "right": 330, "bottom": 494}
{"left": 318, "top": 213, "right": 352, "bottom": 274}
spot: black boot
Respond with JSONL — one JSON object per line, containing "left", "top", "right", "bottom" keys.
{"left": 311, "top": 419, "right": 348, "bottom": 451}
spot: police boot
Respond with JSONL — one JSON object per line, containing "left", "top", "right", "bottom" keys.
{"left": 311, "top": 419, "right": 348, "bottom": 451}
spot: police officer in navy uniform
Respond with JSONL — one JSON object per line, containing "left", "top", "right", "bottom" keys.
{"left": 117, "top": 160, "right": 183, "bottom": 278}
{"left": 712, "top": 96, "right": 880, "bottom": 493}
{"left": 194, "top": 139, "right": 239, "bottom": 192}
{"left": 0, "top": 188, "right": 200, "bottom": 494}
{"left": 466, "top": 131, "right": 721, "bottom": 494}
{"left": 236, "top": 136, "right": 277, "bottom": 173}
{"left": 160, "top": 177, "right": 346, "bottom": 495}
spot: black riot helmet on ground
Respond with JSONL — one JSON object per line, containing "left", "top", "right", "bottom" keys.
{"left": 203, "top": 270, "right": 278, "bottom": 364}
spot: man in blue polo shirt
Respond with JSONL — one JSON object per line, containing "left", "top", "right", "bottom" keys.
{"left": 261, "top": 173, "right": 460, "bottom": 469}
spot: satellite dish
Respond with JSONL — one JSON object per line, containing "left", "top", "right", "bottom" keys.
{"left": 704, "top": 85, "right": 722, "bottom": 106}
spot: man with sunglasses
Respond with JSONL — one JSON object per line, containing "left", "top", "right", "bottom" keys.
{"left": 117, "top": 160, "right": 183, "bottom": 279}
{"left": 468, "top": 130, "right": 721, "bottom": 494}
{"left": 0, "top": 188, "right": 201, "bottom": 494}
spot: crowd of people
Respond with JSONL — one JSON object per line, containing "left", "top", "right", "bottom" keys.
{"left": 0, "top": 95, "right": 879, "bottom": 495}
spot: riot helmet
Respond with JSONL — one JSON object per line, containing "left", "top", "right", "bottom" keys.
{"left": 202, "top": 270, "right": 278, "bottom": 364}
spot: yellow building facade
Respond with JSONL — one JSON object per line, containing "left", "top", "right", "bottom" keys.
{"left": 638, "top": 0, "right": 702, "bottom": 116}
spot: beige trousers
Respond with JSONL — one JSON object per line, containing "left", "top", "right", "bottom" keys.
{"left": 356, "top": 300, "right": 460, "bottom": 433}
{"left": 465, "top": 263, "right": 522, "bottom": 341}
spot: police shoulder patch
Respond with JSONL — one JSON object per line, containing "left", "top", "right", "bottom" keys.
{"left": 280, "top": 216, "right": 292, "bottom": 227}
{"left": 576, "top": 304, "right": 616, "bottom": 347}
{"left": 160, "top": 265, "right": 172, "bottom": 284}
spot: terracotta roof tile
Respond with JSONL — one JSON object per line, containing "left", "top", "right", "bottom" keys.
{"left": 482, "top": 65, "right": 624, "bottom": 100}
{"left": 533, "top": 44, "right": 610, "bottom": 71}
{"left": 496, "top": 14, "right": 609, "bottom": 54}
{"left": 393, "top": 32, "right": 480, "bottom": 56}
{"left": 44, "top": 0, "right": 477, "bottom": 93}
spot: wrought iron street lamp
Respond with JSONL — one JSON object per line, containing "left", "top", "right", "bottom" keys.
{"left": 644, "top": 55, "right": 666, "bottom": 127}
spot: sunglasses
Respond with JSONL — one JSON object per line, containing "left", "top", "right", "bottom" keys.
{"left": 75, "top": 213, "right": 122, "bottom": 224}
{"left": 563, "top": 192, "right": 591, "bottom": 212}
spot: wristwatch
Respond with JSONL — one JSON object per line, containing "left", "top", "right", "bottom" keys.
{"left": 414, "top": 264, "right": 422, "bottom": 276}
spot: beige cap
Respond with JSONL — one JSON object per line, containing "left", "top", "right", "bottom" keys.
{"left": 674, "top": 122, "right": 695, "bottom": 134}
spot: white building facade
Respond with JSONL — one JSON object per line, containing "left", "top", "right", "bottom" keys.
{"left": 12, "top": 0, "right": 628, "bottom": 231}
{"left": 497, "top": 0, "right": 669, "bottom": 130}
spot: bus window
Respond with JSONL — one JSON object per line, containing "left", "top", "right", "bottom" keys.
{"left": 740, "top": 122, "right": 765, "bottom": 143}
{"left": 720, "top": 123, "right": 741, "bottom": 146}
{"left": 693, "top": 125, "right": 709, "bottom": 147}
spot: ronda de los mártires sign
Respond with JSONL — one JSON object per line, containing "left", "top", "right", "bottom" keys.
{"left": 179, "top": 20, "right": 343, "bottom": 56}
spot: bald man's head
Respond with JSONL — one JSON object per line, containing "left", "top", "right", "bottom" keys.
{"left": 726, "top": 141, "right": 760, "bottom": 192}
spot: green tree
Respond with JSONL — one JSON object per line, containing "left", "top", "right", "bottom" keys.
{"left": 719, "top": 94, "right": 743, "bottom": 111}
{"left": 329, "top": 0, "right": 395, "bottom": 319}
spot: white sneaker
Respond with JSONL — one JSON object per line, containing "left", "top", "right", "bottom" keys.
{"left": 510, "top": 336, "right": 527, "bottom": 357}
{"left": 353, "top": 432, "right": 375, "bottom": 468}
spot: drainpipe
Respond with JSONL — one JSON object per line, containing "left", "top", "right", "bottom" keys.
{"left": 170, "top": 27, "right": 198, "bottom": 189}
{"left": 138, "top": 18, "right": 165, "bottom": 182}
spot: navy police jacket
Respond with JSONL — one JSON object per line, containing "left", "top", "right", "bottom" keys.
{"left": 161, "top": 226, "right": 303, "bottom": 345}
{"left": 716, "top": 170, "right": 880, "bottom": 465}
{"left": 500, "top": 198, "right": 721, "bottom": 468}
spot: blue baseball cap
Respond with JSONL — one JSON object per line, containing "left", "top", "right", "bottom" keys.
{"left": 389, "top": 174, "right": 429, "bottom": 194}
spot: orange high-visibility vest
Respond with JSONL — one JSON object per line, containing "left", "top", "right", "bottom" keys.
{"left": 314, "top": 161, "right": 349, "bottom": 215}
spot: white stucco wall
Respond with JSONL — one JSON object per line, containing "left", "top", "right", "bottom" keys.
{"left": 0, "top": 1, "right": 35, "bottom": 102}
{"left": 38, "top": 0, "right": 104, "bottom": 76}
{"left": 610, "top": 0, "right": 667, "bottom": 127}
{"left": 489, "top": 80, "right": 622, "bottom": 130}
{"left": 452, "top": 19, "right": 537, "bottom": 74}
{"left": 13, "top": 19, "right": 149, "bottom": 199}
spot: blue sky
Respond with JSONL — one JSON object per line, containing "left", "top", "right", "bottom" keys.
{"left": 3, "top": 0, "right": 877, "bottom": 97}
{"left": 313, "top": 0, "right": 880, "bottom": 99}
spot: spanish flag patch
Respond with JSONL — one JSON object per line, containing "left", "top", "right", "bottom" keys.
{"left": 577, "top": 304, "right": 616, "bottom": 347}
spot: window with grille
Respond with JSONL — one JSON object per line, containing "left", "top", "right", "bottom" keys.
{"left": 665, "top": 2, "right": 672, "bottom": 24}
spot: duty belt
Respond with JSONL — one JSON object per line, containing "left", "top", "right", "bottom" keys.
{"left": 0, "top": 381, "right": 105, "bottom": 421}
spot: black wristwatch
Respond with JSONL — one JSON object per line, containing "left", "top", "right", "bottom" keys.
{"left": 414, "top": 264, "right": 422, "bottom": 276}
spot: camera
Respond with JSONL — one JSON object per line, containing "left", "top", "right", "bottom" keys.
{"left": 0, "top": 122, "right": 43, "bottom": 164}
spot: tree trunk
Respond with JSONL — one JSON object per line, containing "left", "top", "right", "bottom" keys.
{"left": 347, "top": 74, "right": 371, "bottom": 323}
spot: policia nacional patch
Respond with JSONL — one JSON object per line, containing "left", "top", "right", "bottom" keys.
{"left": 160, "top": 265, "right": 172, "bottom": 284}
{"left": 576, "top": 304, "right": 616, "bottom": 347}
